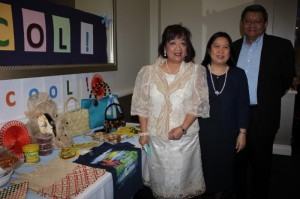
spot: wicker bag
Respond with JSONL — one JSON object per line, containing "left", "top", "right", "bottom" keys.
{"left": 61, "top": 97, "right": 90, "bottom": 137}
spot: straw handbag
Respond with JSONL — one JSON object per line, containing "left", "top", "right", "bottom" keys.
{"left": 61, "top": 97, "right": 91, "bottom": 137}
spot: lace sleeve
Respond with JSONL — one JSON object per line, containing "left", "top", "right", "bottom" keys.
{"left": 189, "top": 64, "right": 210, "bottom": 118}
{"left": 131, "top": 65, "right": 150, "bottom": 118}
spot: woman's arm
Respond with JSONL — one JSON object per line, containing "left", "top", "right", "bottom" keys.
{"left": 168, "top": 114, "right": 197, "bottom": 140}
{"left": 138, "top": 116, "right": 150, "bottom": 147}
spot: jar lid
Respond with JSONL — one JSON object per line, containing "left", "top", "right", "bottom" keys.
{"left": 22, "top": 144, "right": 39, "bottom": 152}
{"left": 34, "top": 133, "right": 54, "bottom": 143}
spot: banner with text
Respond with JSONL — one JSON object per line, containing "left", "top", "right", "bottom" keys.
{"left": 0, "top": 0, "right": 107, "bottom": 66}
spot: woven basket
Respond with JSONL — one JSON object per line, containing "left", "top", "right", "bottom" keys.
{"left": 0, "top": 120, "right": 31, "bottom": 159}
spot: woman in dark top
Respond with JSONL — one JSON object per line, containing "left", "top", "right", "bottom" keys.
{"left": 198, "top": 32, "right": 250, "bottom": 199}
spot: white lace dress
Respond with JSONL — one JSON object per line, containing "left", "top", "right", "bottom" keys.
{"left": 131, "top": 57, "right": 210, "bottom": 199}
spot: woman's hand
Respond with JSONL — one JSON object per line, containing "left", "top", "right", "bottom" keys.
{"left": 236, "top": 132, "right": 246, "bottom": 153}
{"left": 168, "top": 126, "right": 185, "bottom": 140}
{"left": 139, "top": 135, "right": 150, "bottom": 148}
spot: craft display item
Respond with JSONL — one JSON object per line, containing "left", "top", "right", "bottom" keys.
{"left": 34, "top": 132, "right": 53, "bottom": 144}
{"left": 0, "top": 120, "right": 31, "bottom": 159}
{"left": 115, "top": 126, "right": 141, "bottom": 137}
{"left": 34, "top": 132, "right": 54, "bottom": 156}
{"left": 37, "top": 113, "right": 56, "bottom": 135}
{"left": 54, "top": 118, "right": 74, "bottom": 148}
{"left": 91, "top": 74, "right": 105, "bottom": 98}
{"left": 81, "top": 82, "right": 119, "bottom": 129}
{"left": 103, "top": 103, "right": 126, "bottom": 133}
{"left": 0, "top": 182, "right": 28, "bottom": 199}
{"left": 39, "top": 146, "right": 54, "bottom": 156}
{"left": 0, "top": 147, "right": 21, "bottom": 169}
{"left": 22, "top": 144, "right": 39, "bottom": 163}
{"left": 61, "top": 96, "right": 90, "bottom": 137}
{"left": 59, "top": 142, "right": 99, "bottom": 159}
{"left": 25, "top": 92, "right": 58, "bottom": 142}
{"left": 90, "top": 131, "right": 125, "bottom": 143}
{"left": 10, "top": 158, "right": 106, "bottom": 198}
{"left": 25, "top": 92, "right": 58, "bottom": 122}
{"left": 38, "top": 142, "right": 53, "bottom": 150}
{"left": 59, "top": 146, "right": 77, "bottom": 159}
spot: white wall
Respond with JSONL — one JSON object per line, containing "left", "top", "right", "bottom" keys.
{"left": 149, "top": 0, "right": 297, "bottom": 65}
{"left": 159, "top": 0, "right": 252, "bottom": 64}
{"left": 101, "top": 0, "right": 150, "bottom": 96}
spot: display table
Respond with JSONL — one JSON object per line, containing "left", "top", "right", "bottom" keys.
{"left": 7, "top": 125, "right": 145, "bottom": 199}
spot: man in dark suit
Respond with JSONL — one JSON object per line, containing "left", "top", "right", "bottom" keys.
{"left": 233, "top": 4, "right": 295, "bottom": 199}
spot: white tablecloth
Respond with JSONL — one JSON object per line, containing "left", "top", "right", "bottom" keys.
{"left": 8, "top": 124, "right": 145, "bottom": 199}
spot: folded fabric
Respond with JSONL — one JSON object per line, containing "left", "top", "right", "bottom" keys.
{"left": 11, "top": 158, "right": 106, "bottom": 199}
{"left": 114, "top": 126, "right": 141, "bottom": 137}
{"left": 74, "top": 142, "right": 143, "bottom": 199}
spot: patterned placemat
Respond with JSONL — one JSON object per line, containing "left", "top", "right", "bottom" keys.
{"left": 11, "top": 158, "right": 106, "bottom": 199}
{"left": 0, "top": 181, "right": 28, "bottom": 199}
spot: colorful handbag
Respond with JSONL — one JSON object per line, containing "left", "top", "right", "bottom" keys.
{"left": 81, "top": 82, "right": 119, "bottom": 129}
{"left": 103, "top": 103, "right": 126, "bottom": 133}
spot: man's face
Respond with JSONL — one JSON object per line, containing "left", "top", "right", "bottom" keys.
{"left": 241, "top": 11, "right": 268, "bottom": 43}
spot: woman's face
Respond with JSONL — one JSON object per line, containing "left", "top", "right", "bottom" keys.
{"left": 209, "top": 36, "right": 230, "bottom": 66}
{"left": 165, "top": 36, "right": 187, "bottom": 64}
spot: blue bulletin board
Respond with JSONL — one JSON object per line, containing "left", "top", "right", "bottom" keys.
{"left": 0, "top": 0, "right": 107, "bottom": 65}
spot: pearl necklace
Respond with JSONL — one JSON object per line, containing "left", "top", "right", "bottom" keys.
{"left": 208, "top": 65, "right": 228, "bottom": 96}
{"left": 166, "top": 60, "right": 180, "bottom": 75}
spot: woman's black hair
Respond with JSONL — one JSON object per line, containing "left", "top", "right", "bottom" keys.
{"left": 201, "top": 32, "right": 236, "bottom": 67}
{"left": 158, "top": 24, "right": 195, "bottom": 62}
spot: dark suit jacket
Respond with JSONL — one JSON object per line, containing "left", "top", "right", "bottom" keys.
{"left": 233, "top": 34, "right": 295, "bottom": 133}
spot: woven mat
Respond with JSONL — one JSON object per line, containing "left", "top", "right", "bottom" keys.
{"left": 0, "top": 182, "right": 28, "bottom": 199}
{"left": 11, "top": 158, "right": 106, "bottom": 199}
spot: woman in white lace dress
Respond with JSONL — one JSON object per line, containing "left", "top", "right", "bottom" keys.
{"left": 131, "top": 24, "right": 210, "bottom": 199}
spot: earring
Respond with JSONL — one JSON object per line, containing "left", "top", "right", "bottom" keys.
{"left": 164, "top": 49, "right": 167, "bottom": 57}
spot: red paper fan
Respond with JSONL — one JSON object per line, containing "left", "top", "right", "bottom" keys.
{"left": 91, "top": 74, "right": 105, "bottom": 99}
{"left": 0, "top": 120, "right": 31, "bottom": 159}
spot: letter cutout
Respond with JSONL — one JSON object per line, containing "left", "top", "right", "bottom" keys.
{"left": 22, "top": 8, "right": 46, "bottom": 52}
{"left": 6, "top": 91, "right": 16, "bottom": 107}
{"left": 59, "top": 28, "right": 67, "bottom": 49}
{"left": 53, "top": 15, "right": 70, "bottom": 52}
{"left": 67, "top": 80, "right": 73, "bottom": 95}
{"left": 29, "top": 88, "right": 39, "bottom": 96}
{"left": 49, "top": 86, "right": 58, "bottom": 98}
{"left": 81, "top": 22, "right": 93, "bottom": 54}
{"left": 27, "top": 23, "right": 44, "bottom": 48}
{"left": 0, "top": 3, "right": 15, "bottom": 50}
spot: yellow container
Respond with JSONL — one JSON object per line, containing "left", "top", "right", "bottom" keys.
{"left": 22, "top": 144, "right": 40, "bottom": 163}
